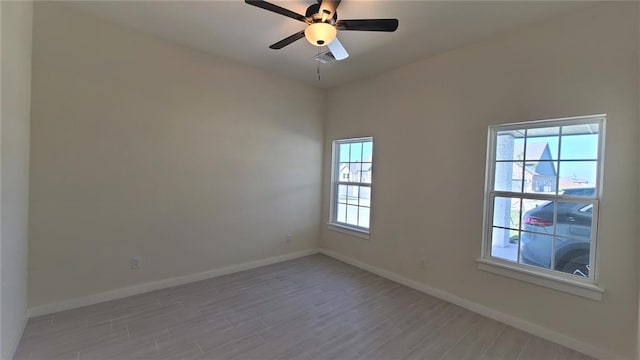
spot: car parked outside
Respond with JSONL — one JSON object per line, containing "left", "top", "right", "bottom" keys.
{"left": 519, "top": 187, "right": 595, "bottom": 277}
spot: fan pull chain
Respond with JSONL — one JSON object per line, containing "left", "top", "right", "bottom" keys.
{"left": 317, "top": 47, "right": 321, "bottom": 81}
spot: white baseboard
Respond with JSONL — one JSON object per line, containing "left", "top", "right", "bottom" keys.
{"left": 319, "top": 248, "right": 620, "bottom": 360}
{"left": 27, "top": 249, "right": 320, "bottom": 318}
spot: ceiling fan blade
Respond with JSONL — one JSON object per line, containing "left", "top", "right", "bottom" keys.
{"left": 318, "top": 0, "right": 341, "bottom": 21}
{"left": 269, "top": 31, "right": 306, "bottom": 49}
{"left": 327, "top": 37, "right": 348, "bottom": 60}
{"left": 336, "top": 19, "right": 399, "bottom": 32}
{"left": 245, "top": 0, "right": 309, "bottom": 23}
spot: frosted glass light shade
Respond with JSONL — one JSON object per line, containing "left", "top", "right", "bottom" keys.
{"left": 305, "top": 23, "right": 337, "bottom": 46}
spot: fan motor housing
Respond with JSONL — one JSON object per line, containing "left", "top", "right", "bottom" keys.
{"left": 305, "top": 3, "right": 337, "bottom": 23}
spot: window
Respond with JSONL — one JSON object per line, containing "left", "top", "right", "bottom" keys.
{"left": 330, "top": 137, "right": 373, "bottom": 234}
{"left": 481, "top": 115, "right": 605, "bottom": 293}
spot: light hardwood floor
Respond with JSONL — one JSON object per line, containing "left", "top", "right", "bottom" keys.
{"left": 14, "top": 254, "right": 594, "bottom": 360}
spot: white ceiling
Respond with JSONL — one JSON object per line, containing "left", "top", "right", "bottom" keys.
{"left": 62, "top": 1, "right": 592, "bottom": 89}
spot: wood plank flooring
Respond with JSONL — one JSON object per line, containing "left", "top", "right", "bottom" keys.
{"left": 14, "top": 254, "right": 594, "bottom": 360}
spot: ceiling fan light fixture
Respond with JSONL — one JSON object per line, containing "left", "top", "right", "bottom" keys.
{"left": 304, "top": 22, "right": 337, "bottom": 46}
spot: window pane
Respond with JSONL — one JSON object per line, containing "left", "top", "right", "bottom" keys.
{"left": 350, "top": 143, "right": 363, "bottom": 162}
{"left": 524, "top": 141, "right": 559, "bottom": 164}
{"left": 346, "top": 186, "right": 359, "bottom": 205}
{"left": 560, "top": 187, "right": 596, "bottom": 198}
{"left": 337, "top": 185, "right": 347, "bottom": 203}
{"left": 558, "top": 161, "right": 597, "bottom": 193}
{"left": 360, "top": 163, "right": 372, "bottom": 184}
{"left": 555, "top": 202, "right": 592, "bottom": 239}
{"left": 523, "top": 161, "right": 557, "bottom": 194}
{"left": 554, "top": 236, "right": 590, "bottom": 277}
{"left": 491, "top": 227, "right": 518, "bottom": 262}
{"left": 339, "top": 143, "right": 350, "bottom": 162}
{"left": 338, "top": 162, "right": 351, "bottom": 182}
{"left": 496, "top": 130, "right": 524, "bottom": 161}
{"left": 527, "top": 126, "right": 560, "bottom": 138}
{"left": 349, "top": 163, "right": 362, "bottom": 182}
{"left": 525, "top": 127, "right": 559, "bottom": 161}
{"left": 346, "top": 205, "right": 358, "bottom": 226}
{"left": 358, "top": 207, "right": 370, "bottom": 228}
{"left": 494, "top": 161, "right": 523, "bottom": 193}
{"left": 560, "top": 124, "right": 599, "bottom": 160}
{"left": 336, "top": 203, "right": 346, "bottom": 223}
{"left": 362, "top": 142, "right": 373, "bottom": 162}
{"left": 359, "top": 186, "right": 371, "bottom": 207}
{"left": 520, "top": 232, "right": 553, "bottom": 270}
{"left": 521, "top": 199, "right": 555, "bottom": 235}
{"left": 493, "top": 197, "right": 520, "bottom": 230}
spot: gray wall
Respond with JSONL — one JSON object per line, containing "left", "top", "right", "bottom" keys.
{"left": 1, "top": 1, "right": 33, "bottom": 359}
{"left": 321, "top": 3, "right": 639, "bottom": 358}
{"left": 28, "top": 3, "right": 324, "bottom": 308}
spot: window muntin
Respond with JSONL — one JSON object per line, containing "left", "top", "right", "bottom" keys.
{"left": 331, "top": 137, "right": 373, "bottom": 232}
{"left": 483, "top": 116, "right": 604, "bottom": 283}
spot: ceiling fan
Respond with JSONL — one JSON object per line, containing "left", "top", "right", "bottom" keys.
{"left": 245, "top": 0, "right": 399, "bottom": 61}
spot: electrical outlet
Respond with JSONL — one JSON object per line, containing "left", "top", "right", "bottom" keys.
{"left": 286, "top": 234, "right": 293, "bottom": 243}
{"left": 130, "top": 256, "right": 141, "bottom": 270}
{"left": 419, "top": 258, "right": 425, "bottom": 269}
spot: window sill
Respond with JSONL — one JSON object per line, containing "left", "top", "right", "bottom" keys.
{"left": 476, "top": 258, "right": 604, "bottom": 301}
{"left": 327, "top": 223, "right": 370, "bottom": 240}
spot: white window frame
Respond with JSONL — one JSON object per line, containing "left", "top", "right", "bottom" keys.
{"left": 328, "top": 137, "right": 373, "bottom": 239}
{"left": 478, "top": 115, "right": 606, "bottom": 301}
